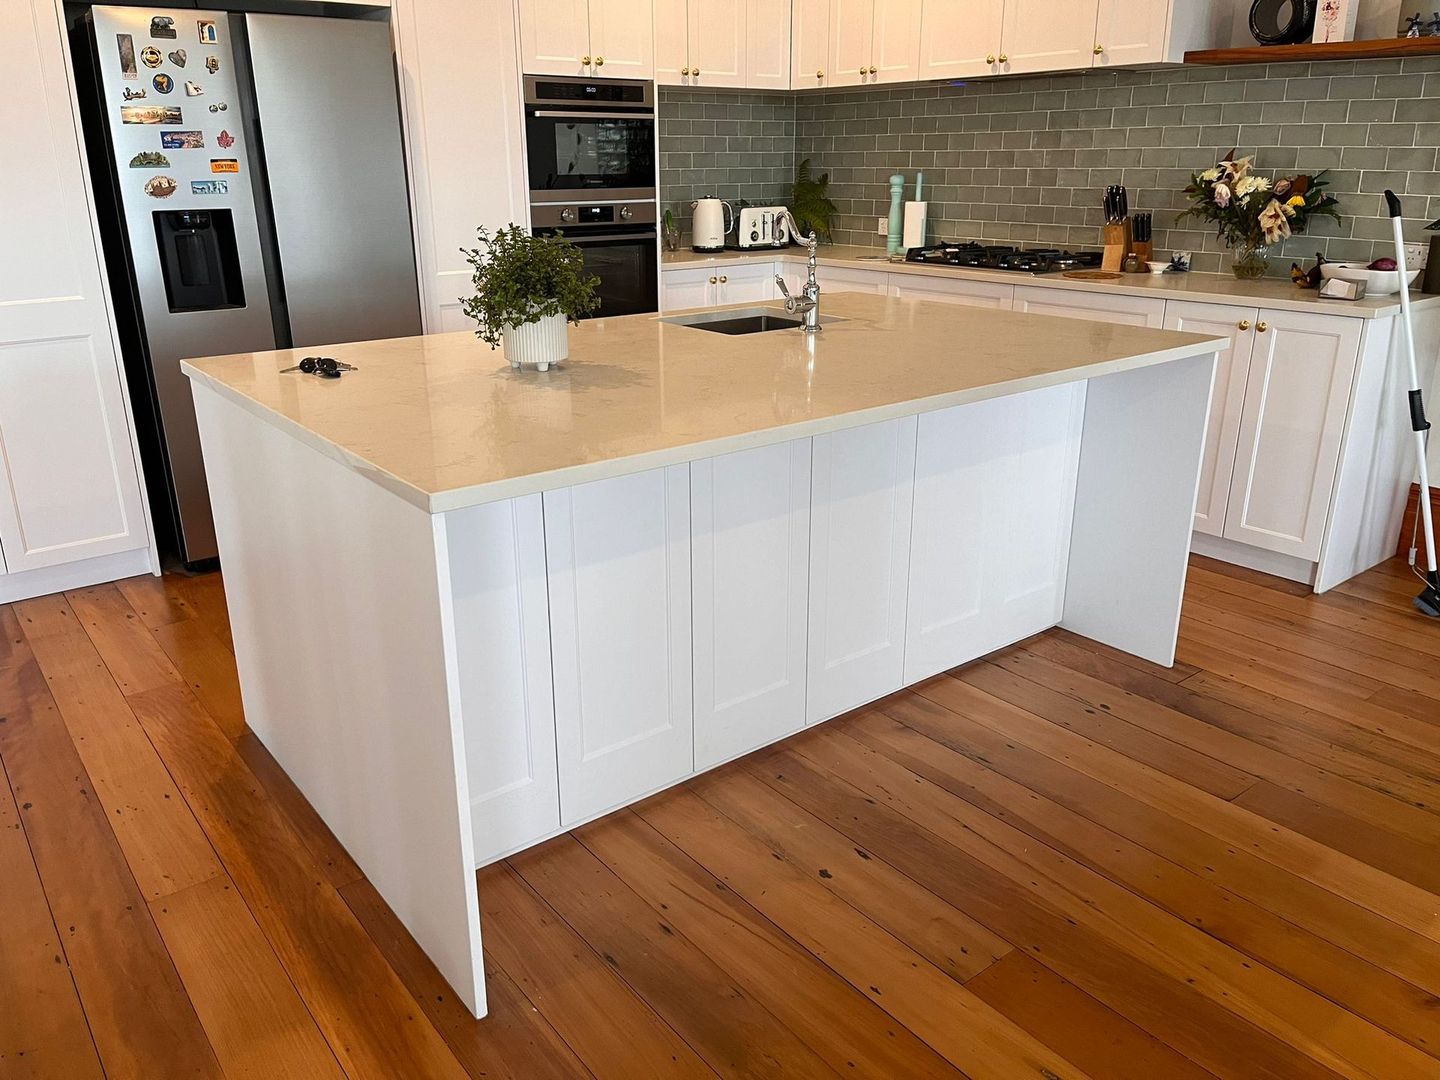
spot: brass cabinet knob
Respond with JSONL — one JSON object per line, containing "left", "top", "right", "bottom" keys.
{"left": 595, "top": 56, "right": 604, "bottom": 66}
{"left": 582, "top": 55, "right": 591, "bottom": 65}
{"left": 999, "top": 53, "right": 1008, "bottom": 63}
{"left": 859, "top": 67, "right": 866, "bottom": 76}
{"left": 693, "top": 68, "right": 700, "bottom": 76}
{"left": 986, "top": 54, "right": 996, "bottom": 64}
{"left": 709, "top": 276, "right": 718, "bottom": 284}
{"left": 1237, "top": 319, "right": 1251, "bottom": 330}
{"left": 816, "top": 69, "right": 824, "bottom": 78}
{"left": 1257, "top": 321, "right": 1269, "bottom": 333}
{"left": 869, "top": 65, "right": 877, "bottom": 74}
{"left": 719, "top": 275, "right": 728, "bottom": 283}
{"left": 682, "top": 66, "right": 690, "bottom": 75}
{"left": 1094, "top": 44, "right": 1104, "bottom": 54}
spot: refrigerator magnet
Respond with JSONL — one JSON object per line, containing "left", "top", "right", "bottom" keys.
{"left": 127, "top": 151, "right": 170, "bottom": 168}
{"left": 168, "top": 48, "right": 187, "bottom": 67}
{"left": 198, "top": 20, "right": 218, "bottom": 45}
{"left": 140, "top": 45, "right": 162, "bottom": 68}
{"left": 143, "top": 175, "right": 178, "bottom": 199}
{"left": 184, "top": 80, "right": 204, "bottom": 97}
{"left": 208, "top": 102, "right": 229, "bottom": 113}
{"left": 210, "top": 158, "right": 239, "bottom": 174}
{"left": 161, "top": 130, "right": 204, "bottom": 150}
{"left": 205, "top": 55, "right": 219, "bottom": 74}
{"left": 117, "top": 34, "right": 137, "bottom": 79}
{"left": 191, "top": 179, "right": 228, "bottom": 196}
{"left": 122, "top": 87, "right": 147, "bottom": 101}
{"left": 216, "top": 129, "right": 235, "bottom": 149}
{"left": 149, "top": 16, "right": 176, "bottom": 39}
{"left": 152, "top": 73, "right": 174, "bottom": 94}
{"left": 120, "top": 104, "right": 182, "bottom": 124}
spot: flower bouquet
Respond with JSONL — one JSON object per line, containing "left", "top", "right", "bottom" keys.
{"left": 1178, "top": 152, "right": 1341, "bottom": 279}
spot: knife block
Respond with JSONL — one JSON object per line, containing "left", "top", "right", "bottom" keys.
{"left": 1130, "top": 240, "right": 1153, "bottom": 267}
{"left": 1101, "top": 221, "right": 1131, "bottom": 272}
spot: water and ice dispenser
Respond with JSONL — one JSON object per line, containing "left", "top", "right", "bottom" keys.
{"left": 152, "top": 209, "right": 246, "bottom": 313}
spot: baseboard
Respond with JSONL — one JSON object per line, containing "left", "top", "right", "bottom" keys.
{"left": 1189, "top": 532, "right": 1316, "bottom": 587}
{"left": 1395, "top": 482, "right": 1440, "bottom": 559}
{"left": 0, "top": 547, "right": 156, "bottom": 603}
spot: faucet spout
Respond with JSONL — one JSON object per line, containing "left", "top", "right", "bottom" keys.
{"left": 774, "top": 210, "right": 822, "bottom": 333}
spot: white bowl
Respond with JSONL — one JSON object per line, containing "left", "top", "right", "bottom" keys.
{"left": 1318, "top": 261, "right": 1421, "bottom": 296}
{"left": 1145, "top": 261, "right": 1168, "bottom": 275}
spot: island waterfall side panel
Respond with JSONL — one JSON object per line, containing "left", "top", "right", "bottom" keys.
{"left": 189, "top": 384, "right": 487, "bottom": 1018}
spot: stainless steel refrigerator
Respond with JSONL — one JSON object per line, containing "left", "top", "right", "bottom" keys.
{"left": 72, "top": 5, "right": 421, "bottom": 565}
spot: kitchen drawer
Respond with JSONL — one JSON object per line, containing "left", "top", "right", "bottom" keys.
{"left": 1013, "top": 285, "right": 1165, "bottom": 327}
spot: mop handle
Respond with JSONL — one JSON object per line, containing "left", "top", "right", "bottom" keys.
{"left": 1385, "top": 189, "right": 1438, "bottom": 577}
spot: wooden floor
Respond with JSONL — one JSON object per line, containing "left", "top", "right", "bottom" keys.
{"left": 4, "top": 554, "right": 1440, "bottom": 1078}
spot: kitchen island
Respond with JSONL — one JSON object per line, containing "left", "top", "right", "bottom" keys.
{"left": 183, "top": 292, "right": 1224, "bottom": 1018}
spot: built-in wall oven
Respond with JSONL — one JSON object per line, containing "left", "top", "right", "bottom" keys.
{"left": 524, "top": 75, "right": 657, "bottom": 315}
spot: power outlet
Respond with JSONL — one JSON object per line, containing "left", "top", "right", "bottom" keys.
{"left": 877, "top": 216, "right": 887, "bottom": 236}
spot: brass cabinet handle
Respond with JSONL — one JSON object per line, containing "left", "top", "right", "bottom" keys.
{"left": 816, "top": 69, "right": 824, "bottom": 78}
{"left": 868, "top": 65, "right": 877, "bottom": 74}
{"left": 1093, "top": 44, "right": 1104, "bottom": 54}
{"left": 709, "top": 276, "right": 718, "bottom": 284}
{"left": 693, "top": 68, "right": 700, "bottom": 76}
{"left": 986, "top": 54, "right": 996, "bottom": 64}
{"left": 1237, "top": 319, "right": 1251, "bottom": 330}
{"left": 999, "top": 53, "right": 1008, "bottom": 63}
{"left": 719, "top": 275, "right": 728, "bottom": 283}
{"left": 1257, "top": 321, "right": 1269, "bottom": 333}
{"left": 859, "top": 67, "right": 866, "bottom": 76}
{"left": 582, "top": 55, "right": 591, "bottom": 65}
{"left": 682, "top": 66, "right": 690, "bottom": 75}
{"left": 595, "top": 56, "right": 604, "bottom": 66}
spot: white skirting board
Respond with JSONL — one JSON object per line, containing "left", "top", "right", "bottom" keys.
{"left": 190, "top": 384, "right": 487, "bottom": 1018}
{"left": 0, "top": 545, "right": 156, "bottom": 603}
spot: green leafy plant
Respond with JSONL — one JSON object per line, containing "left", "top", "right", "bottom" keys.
{"left": 460, "top": 225, "right": 600, "bottom": 348}
{"left": 791, "top": 158, "right": 838, "bottom": 243}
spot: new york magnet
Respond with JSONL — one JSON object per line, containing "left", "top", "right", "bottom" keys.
{"left": 210, "top": 158, "right": 239, "bottom": 173}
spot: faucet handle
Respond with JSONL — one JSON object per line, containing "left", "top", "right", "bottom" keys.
{"left": 774, "top": 275, "right": 792, "bottom": 299}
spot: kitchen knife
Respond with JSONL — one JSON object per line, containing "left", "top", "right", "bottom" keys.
{"left": 1118, "top": 186, "right": 1128, "bottom": 222}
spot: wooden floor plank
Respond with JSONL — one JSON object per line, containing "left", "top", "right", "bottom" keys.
{"left": 747, "top": 746, "right": 1338, "bottom": 1080}
{"left": 341, "top": 877, "right": 595, "bottom": 1080}
{"left": 149, "top": 876, "right": 346, "bottom": 1080}
{"left": 115, "top": 572, "right": 195, "bottom": 631}
{"left": 633, "top": 786, "right": 1084, "bottom": 1080}
{"left": 570, "top": 807, "right": 965, "bottom": 1080}
{"left": 148, "top": 616, "right": 247, "bottom": 740}
{"left": 966, "top": 952, "right": 1218, "bottom": 1080}
{"left": 12, "top": 595, "right": 225, "bottom": 901}
{"left": 690, "top": 766, "right": 1011, "bottom": 983}
{"left": 877, "top": 683, "right": 1440, "bottom": 1007}
{"left": 794, "top": 727, "right": 1440, "bottom": 1079}
{"left": 857, "top": 704, "right": 1440, "bottom": 1057}
{"left": 477, "top": 860, "right": 718, "bottom": 1080}
{"left": 0, "top": 627, "right": 223, "bottom": 1079}
{"left": 66, "top": 583, "right": 184, "bottom": 696}
{"left": 124, "top": 682, "right": 468, "bottom": 1080}
{"left": 0, "top": 751, "right": 105, "bottom": 1080}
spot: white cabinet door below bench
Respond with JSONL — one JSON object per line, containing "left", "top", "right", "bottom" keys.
{"left": 1013, "top": 285, "right": 1165, "bottom": 327}
{"left": 889, "top": 274, "right": 1014, "bottom": 310}
{"left": 807, "top": 416, "right": 917, "bottom": 724}
{"left": 544, "top": 465, "right": 693, "bottom": 825}
{"left": 692, "top": 440, "right": 811, "bottom": 769}
{"left": 905, "top": 382, "right": 1085, "bottom": 682}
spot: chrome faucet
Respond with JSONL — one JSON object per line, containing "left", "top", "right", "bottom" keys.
{"left": 774, "top": 210, "right": 821, "bottom": 333}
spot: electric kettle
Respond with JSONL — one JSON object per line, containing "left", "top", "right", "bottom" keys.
{"left": 690, "top": 197, "right": 733, "bottom": 253}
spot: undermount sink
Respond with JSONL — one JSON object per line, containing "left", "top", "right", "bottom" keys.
{"left": 661, "top": 307, "right": 840, "bottom": 335}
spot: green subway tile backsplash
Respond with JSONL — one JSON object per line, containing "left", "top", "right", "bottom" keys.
{"left": 659, "top": 57, "right": 1440, "bottom": 274}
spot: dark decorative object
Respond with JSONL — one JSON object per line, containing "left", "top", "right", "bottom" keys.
{"left": 1249, "top": 0, "right": 1317, "bottom": 44}
{"left": 1291, "top": 252, "right": 1326, "bottom": 288}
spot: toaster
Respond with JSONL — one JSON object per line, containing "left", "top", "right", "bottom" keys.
{"left": 735, "top": 206, "right": 791, "bottom": 249}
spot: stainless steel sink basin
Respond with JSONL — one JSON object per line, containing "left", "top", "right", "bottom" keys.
{"left": 661, "top": 307, "right": 840, "bottom": 335}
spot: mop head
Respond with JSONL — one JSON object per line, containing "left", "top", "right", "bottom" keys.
{"left": 1417, "top": 582, "right": 1440, "bottom": 619}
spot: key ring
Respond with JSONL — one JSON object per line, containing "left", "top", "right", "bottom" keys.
{"left": 281, "top": 355, "right": 356, "bottom": 378}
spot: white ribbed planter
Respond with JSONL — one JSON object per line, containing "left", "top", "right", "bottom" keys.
{"left": 501, "top": 312, "right": 570, "bottom": 372}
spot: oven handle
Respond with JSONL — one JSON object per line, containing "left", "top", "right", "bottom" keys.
{"left": 529, "top": 109, "right": 655, "bottom": 121}
{"left": 566, "top": 231, "right": 658, "bottom": 244}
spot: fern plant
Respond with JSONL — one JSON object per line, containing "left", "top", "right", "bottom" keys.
{"left": 791, "top": 158, "right": 838, "bottom": 243}
{"left": 460, "top": 225, "right": 599, "bottom": 348}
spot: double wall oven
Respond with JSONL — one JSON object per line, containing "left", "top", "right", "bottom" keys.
{"left": 524, "top": 76, "right": 657, "bottom": 316}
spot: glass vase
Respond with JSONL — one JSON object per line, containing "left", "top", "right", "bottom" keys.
{"left": 1230, "top": 243, "right": 1270, "bottom": 280}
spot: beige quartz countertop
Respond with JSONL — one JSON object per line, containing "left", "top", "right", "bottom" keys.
{"left": 662, "top": 244, "right": 1440, "bottom": 319}
{"left": 182, "top": 293, "right": 1225, "bottom": 514}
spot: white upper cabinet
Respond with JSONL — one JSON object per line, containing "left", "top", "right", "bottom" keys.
{"left": 792, "top": 0, "right": 832, "bottom": 87}
{"left": 0, "top": 0, "right": 149, "bottom": 578}
{"left": 1163, "top": 301, "right": 1256, "bottom": 539}
{"left": 998, "top": 0, "right": 1101, "bottom": 75}
{"left": 688, "top": 0, "right": 746, "bottom": 85}
{"left": 588, "top": 0, "right": 656, "bottom": 76}
{"left": 520, "top": 0, "right": 654, "bottom": 77}
{"left": 828, "top": 0, "right": 875, "bottom": 86}
{"left": 1093, "top": 0, "right": 1172, "bottom": 67}
{"left": 871, "top": 0, "right": 922, "bottom": 82}
{"left": 1221, "top": 310, "right": 1362, "bottom": 561}
{"left": 918, "top": 0, "right": 1006, "bottom": 80}
{"left": 747, "top": 0, "right": 794, "bottom": 88}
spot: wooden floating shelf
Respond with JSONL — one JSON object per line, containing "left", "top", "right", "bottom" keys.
{"left": 1185, "top": 36, "right": 1440, "bottom": 65}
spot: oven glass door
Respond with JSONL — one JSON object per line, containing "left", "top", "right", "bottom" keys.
{"left": 525, "top": 111, "right": 655, "bottom": 194}
{"left": 546, "top": 227, "right": 657, "bottom": 317}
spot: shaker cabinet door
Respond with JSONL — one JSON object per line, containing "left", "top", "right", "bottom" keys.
{"left": 589, "top": 0, "right": 656, "bottom": 78}
{"left": 692, "top": 440, "right": 811, "bottom": 769}
{"left": 1222, "top": 310, "right": 1362, "bottom": 561}
{"left": 791, "top": 0, "right": 831, "bottom": 86}
{"left": 871, "top": 0, "right": 921, "bottom": 83}
{"left": 828, "top": 0, "right": 876, "bottom": 86}
{"left": 1093, "top": 0, "right": 1172, "bottom": 67}
{"left": 1163, "top": 300, "right": 1257, "bottom": 539}
{"left": 999, "top": 0, "right": 1100, "bottom": 75}
{"left": 687, "top": 0, "right": 745, "bottom": 85}
{"left": 918, "top": 0, "right": 1005, "bottom": 80}
{"left": 1013, "top": 285, "right": 1165, "bottom": 326}
{"left": 746, "top": 0, "right": 793, "bottom": 88}
{"left": 653, "top": 0, "right": 690, "bottom": 84}
{"left": 807, "top": 416, "right": 916, "bottom": 724}
{"left": 545, "top": 466, "right": 693, "bottom": 826}
{"left": 518, "top": 0, "right": 592, "bottom": 75}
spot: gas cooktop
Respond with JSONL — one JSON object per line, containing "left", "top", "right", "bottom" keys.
{"left": 904, "top": 242, "right": 1103, "bottom": 275}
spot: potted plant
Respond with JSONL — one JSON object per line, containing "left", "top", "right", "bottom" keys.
{"left": 460, "top": 224, "right": 599, "bottom": 371}
{"left": 791, "top": 158, "right": 838, "bottom": 244}
{"left": 1178, "top": 152, "right": 1340, "bottom": 279}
